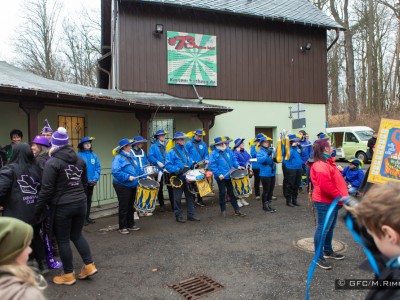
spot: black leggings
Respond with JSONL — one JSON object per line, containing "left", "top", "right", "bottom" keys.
{"left": 260, "top": 176, "right": 275, "bottom": 207}
{"left": 53, "top": 200, "right": 93, "bottom": 274}
{"left": 253, "top": 168, "right": 261, "bottom": 197}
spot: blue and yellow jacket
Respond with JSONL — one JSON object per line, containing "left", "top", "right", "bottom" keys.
{"left": 165, "top": 145, "right": 194, "bottom": 179}
{"left": 112, "top": 151, "right": 145, "bottom": 188}
{"left": 77, "top": 150, "right": 101, "bottom": 182}
{"left": 342, "top": 167, "right": 364, "bottom": 188}
{"left": 209, "top": 149, "right": 239, "bottom": 181}
{"left": 250, "top": 144, "right": 260, "bottom": 169}
{"left": 185, "top": 138, "right": 209, "bottom": 163}
{"left": 148, "top": 140, "right": 167, "bottom": 171}
{"left": 257, "top": 147, "right": 276, "bottom": 177}
{"left": 284, "top": 147, "right": 303, "bottom": 170}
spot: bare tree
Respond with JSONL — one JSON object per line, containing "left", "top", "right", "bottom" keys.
{"left": 14, "top": 0, "right": 65, "bottom": 80}
{"left": 330, "top": 0, "right": 358, "bottom": 120}
{"left": 62, "top": 9, "right": 101, "bottom": 87}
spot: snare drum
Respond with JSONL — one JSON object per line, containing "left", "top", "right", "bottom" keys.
{"left": 143, "top": 165, "right": 158, "bottom": 178}
{"left": 230, "top": 169, "right": 252, "bottom": 198}
{"left": 135, "top": 179, "right": 160, "bottom": 213}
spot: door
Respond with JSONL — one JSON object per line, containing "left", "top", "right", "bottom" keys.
{"left": 344, "top": 132, "right": 359, "bottom": 159}
{"left": 331, "top": 132, "right": 345, "bottom": 159}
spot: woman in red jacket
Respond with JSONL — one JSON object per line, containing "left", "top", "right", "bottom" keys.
{"left": 310, "top": 139, "right": 348, "bottom": 270}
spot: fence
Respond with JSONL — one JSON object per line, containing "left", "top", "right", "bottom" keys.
{"left": 92, "top": 168, "right": 118, "bottom": 207}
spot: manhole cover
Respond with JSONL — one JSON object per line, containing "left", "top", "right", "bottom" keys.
{"left": 293, "top": 237, "right": 347, "bottom": 253}
{"left": 168, "top": 275, "right": 224, "bottom": 299}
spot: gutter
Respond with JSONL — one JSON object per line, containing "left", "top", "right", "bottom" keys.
{"left": 327, "top": 28, "right": 340, "bottom": 52}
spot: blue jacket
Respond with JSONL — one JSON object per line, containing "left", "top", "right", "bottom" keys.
{"left": 165, "top": 145, "right": 194, "bottom": 179}
{"left": 209, "top": 149, "right": 239, "bottom": 181}
{"left": 148, "top": 140, "right": 167, "bottom": 171}
{"left": 284, "top": 147, "right": 303, "bottom": 170}
{"left": 131, "top": 148, "right": 148, "bottom": 170}
{"left": 185, "top": 138, "right": 209, "bottom": 163}
{"left": 250, "top": 144, "right": 260, "bottom": 169}
{"left": 233, "top": 149, "right": 251, "bottom": 168}
{"left": 256, "top": 147, "right": 276, "bottom": 177}
{"left": 342, "top": 167, "right": 364, "bottom": 188}
{"left": 77, "top": 150, "right": 101, "bottom": 182}
{"left": 299, "top": 139, "right": 312, "bottom": 163}
{"left": 112, "top": 151, "right": 145, "bottom": 188}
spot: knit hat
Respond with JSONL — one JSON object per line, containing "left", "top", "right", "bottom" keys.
{"left": 41, "top": 119, "right": 53, "bottom": 134}
{"left": 0, "top": 217, "right": 33, "bottom": 265}
{"left": 51, "top": 127, "right": 69, "bottom": 147}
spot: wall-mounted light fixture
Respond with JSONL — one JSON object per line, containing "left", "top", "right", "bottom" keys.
{"left": 300, "top": 42, "right": 312, "bottom": 52}
{"left": 155, "top": 24, "right": 164, "bottom": 34}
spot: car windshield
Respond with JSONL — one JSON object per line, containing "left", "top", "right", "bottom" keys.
{"left": 355, "top": 130, "right": 373, "bottom": 141}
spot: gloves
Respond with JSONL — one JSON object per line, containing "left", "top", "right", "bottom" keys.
{"left": 267, "top": 149, "right": 273, "bottom": 156}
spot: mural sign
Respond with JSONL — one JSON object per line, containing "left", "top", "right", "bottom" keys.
{"left": 167, "top": 31, "right": 217, "bottom": 86}
{"left": 368, "top": 118, "right": 400, "bottom": 184}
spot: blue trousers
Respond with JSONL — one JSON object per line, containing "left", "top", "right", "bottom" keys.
{"left": 217, "top": 179, "right": 239, "bottom": 212}
{"left": 313, "top": 201, "right": 342, "bottom": 260}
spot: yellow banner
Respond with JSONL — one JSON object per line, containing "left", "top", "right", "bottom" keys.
{"left": 196, "top": 179, "right": 212, "bottom": 197}
{"left": 368, "top": 118, "right": 400, "bottom": 184}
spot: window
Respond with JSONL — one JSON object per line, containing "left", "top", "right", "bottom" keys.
{"left": 355, "top": 130, "right": 373, "bottom": 141}
{"left": 58, "top": 115, "right": 85, "bottom": 149}
{"left": 345, "top": 132, "right": 358, "bottom": 143}
{"left": 150, "top": 119, "right": 174, "bottom": 141}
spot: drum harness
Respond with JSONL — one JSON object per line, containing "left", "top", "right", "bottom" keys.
{"left": 131, "top": 148, "right": 145, "bottom": 169}
{"left": 169, "top": 147, "right": 190, "bottom": 188}
{"left": 120, "top": 153, "right": 143, "bottom": 179}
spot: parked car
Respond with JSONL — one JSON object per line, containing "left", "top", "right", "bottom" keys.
{"left": 326, "top": 126, "right": 374, "bottom": 163}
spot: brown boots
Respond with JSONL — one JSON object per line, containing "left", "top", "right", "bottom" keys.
{"left": 53, "top": 262, "right": 98, "bottom": 285}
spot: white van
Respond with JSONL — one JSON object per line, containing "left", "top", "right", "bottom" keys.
{"left": 326, "top": 126, "right": 374, "bottom": 163}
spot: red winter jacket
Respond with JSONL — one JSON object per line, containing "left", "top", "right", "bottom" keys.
{"left": 310, "top": 158, "right": 348, "bottom": 205}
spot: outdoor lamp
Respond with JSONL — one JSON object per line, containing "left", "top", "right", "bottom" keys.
{"left": 300, "top": 42, "right": 312, "bottom": 52}
{"left": 155, "top": 24, "right": 164, "bottom": 34}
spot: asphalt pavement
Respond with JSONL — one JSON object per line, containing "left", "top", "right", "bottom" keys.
{"left": 42, "top": 185, "right": 373, "bottom": 300}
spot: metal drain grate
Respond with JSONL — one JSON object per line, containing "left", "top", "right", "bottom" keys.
{"left": 168, "top": 275, "right": 224, "bottom": 299}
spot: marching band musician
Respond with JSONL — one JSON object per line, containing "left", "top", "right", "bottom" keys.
{"left": 185, "top": 129, "right": 209, "bottom": 207}
{"left": 131, "top": 136, "right": 148, "bottom": 171}
{"left": 209, "top": 137, "right": 246, "bottom": 217}
{"left": 256, "top": 136, "right": 277, "bottom": 213}
{"left": 112, "top": 138, "right": 144, "bottom": 235}
{"left": 148, "top": 129, "right": 174, "bottom": 212}
{"left": 165, "top": 132, "right": 200, "bottom": 223}
{"left": 250, "top": 133, "right": 265, "bottom": 200}
{"left": 232, "top": 138, "right": 251, "bottom": 207}
{"left": 282, "top": 134, "right": 303, "bottom": 207}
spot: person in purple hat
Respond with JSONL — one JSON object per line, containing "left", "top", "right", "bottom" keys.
{"left": 77, "top": 137, "right": 101, "bottom": 225}
{"left": 148, "top": 129, "right": 174, "bottom": 212}
{"left": 31, "top": 136, "right": 51, "bottom": 170}
{"left": 41, "top": 119, "right": 53, "bottom": 142}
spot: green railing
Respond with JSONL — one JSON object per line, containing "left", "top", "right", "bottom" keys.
{"left": 93, "top": 168, "right": 118, "bottom": 207}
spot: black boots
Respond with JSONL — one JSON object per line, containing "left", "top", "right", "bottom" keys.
{"left": 292, "top": 198, "right": 300, "bottom": 206}
{"left": 263, "top": 201, "right": 276, "bottom": 213}
{"left": 286, "top": 198, "right": 294, "bottom": 207}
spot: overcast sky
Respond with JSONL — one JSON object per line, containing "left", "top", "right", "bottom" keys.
{"left": 0, "top": 0, "right": 100, "bottom": 62}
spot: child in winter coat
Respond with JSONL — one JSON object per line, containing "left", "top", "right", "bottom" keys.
{"left": 341, "top": 159, "right": 364, "bottom": 195}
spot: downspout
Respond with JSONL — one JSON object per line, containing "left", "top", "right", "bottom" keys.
{"left": 327, "top": 28, "right": 340, "bottom": 52}
{"left": 98, "top": 63, "right": 112, "bottom": 89}
{"left": 111, "top": 0, "right": 119, "bottom": 89}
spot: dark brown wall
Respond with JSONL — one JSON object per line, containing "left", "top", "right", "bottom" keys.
{"left": 118, "top": 3, "right": 328, "bottom": 104}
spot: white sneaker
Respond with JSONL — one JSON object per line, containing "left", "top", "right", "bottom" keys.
{"left": 242, "top": 199, "right": 249, "bottom": 206}
{"left": 237, "top": 200, "right": 243, "bottom": 207}
{"left": 255, "top": 196, "right": 260, "bottom": 200}
{"left": 134, "top": 212, "right": 140, "bottom": 220}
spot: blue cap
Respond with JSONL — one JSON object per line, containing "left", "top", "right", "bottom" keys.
{"left": 194, "top": 129, "right": 204, "bottom": 136}
{"left": 212, "top": 136, "right": 227, "bottom": 146}
{"left": 233, "top": 138, "right": 245, "bottom": 149}
{"left": 173, "top": 132, "right": 188, "bottom": 140}
{"left": 318, "top": 133, "right": 330, "bottom": 140}
{"left": 78, "top": 136, "right": 95, "bottom": 148}
{"left": 287, "top": 134, "right": 300, "bottom": 142}
{"left": 154, "top": 129, "right": 168, "bottom": 137}
{"left": 115, "top": 138, "right": 131, "bottom": 153}
{"left": 132, "top": 136, "right": 147, "bottom": 145}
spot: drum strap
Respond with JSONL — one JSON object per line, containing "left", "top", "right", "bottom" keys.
{"left": 158, "top": 144, "right": 166, "bottom": 161}
{"left": 173, "top": 147, "right": 189, "bottom": 165}
{"left": 192, "top": 141, "right": 204, "bottom": 159}
{"left": 121, "top": 154, "right": 141, "bottom": 173}
{"left": 220, "top": 152, "right": 232, "bottom": 168}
